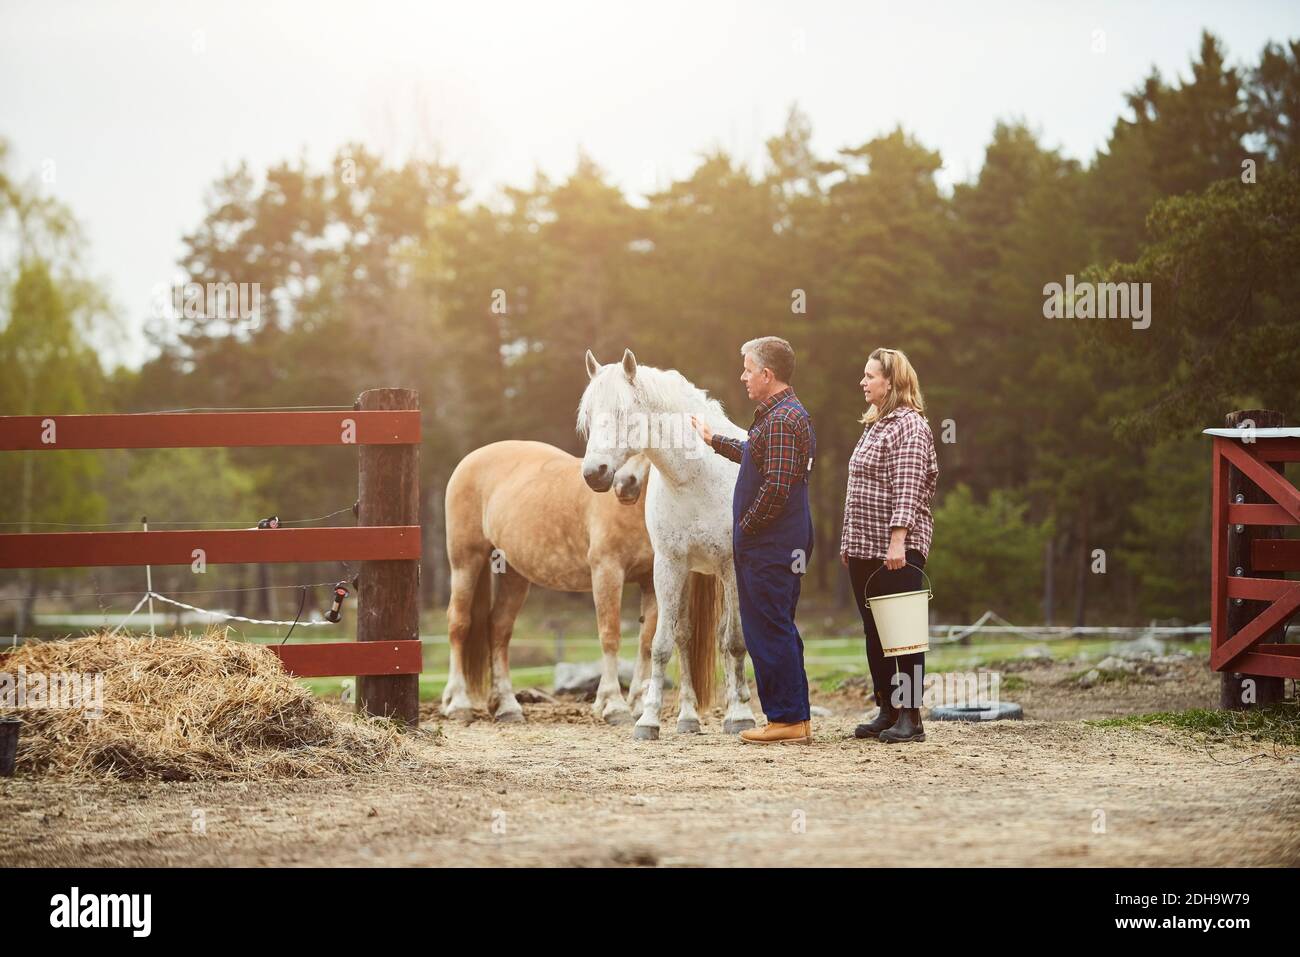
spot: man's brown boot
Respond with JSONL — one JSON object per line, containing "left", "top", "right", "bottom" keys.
{"left": 740, "top": 719, "right": 812, "bottom": 745}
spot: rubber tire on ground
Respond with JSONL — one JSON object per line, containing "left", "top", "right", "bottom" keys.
{"left": 927, "top": 701, "right": 1023, "bottom": 722}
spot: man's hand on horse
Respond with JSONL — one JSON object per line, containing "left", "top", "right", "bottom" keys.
{"left": 690, "top": 414, "right": 713, "bottom": 445}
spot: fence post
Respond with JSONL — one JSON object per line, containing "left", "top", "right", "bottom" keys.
{"left": 1220, "top": 408, "right": 1287, "bottom": 710}
{"left": 355, "top": 388, "right": 421, "bottom": 728}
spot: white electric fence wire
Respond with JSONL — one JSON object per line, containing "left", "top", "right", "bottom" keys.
{"left": 147, "top": 591, "right": 331, "bottom": 628}
{"left": 106, "top": 594, "right": 151, "bottom": 637}
{"left": 1, "top": 505, "right": 355, "bottom": 529}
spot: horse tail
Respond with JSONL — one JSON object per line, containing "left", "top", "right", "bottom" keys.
{"left": 687, "top": 572, "right": 720, "bottom": 709}
{"left": 463, "top": 558, "right": 494, "bottom": 701}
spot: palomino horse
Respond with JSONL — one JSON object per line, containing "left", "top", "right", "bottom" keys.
{"left": 443, "top": 440, "right": 684, "bottom": 724}
{"left": 577, "top": 349, "right": 758, "bottom": 740}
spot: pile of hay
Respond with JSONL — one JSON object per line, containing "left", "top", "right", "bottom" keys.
{"left": 0, "top": 630, "right": 414, "bottom": 780}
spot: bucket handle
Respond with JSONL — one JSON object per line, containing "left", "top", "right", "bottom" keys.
{"left": 863, "top": 561, "right": 933, "bottom": 601}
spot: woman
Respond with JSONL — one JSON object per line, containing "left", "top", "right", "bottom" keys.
{"left": 839, "top": 348, "right": 938, "bottom": 744}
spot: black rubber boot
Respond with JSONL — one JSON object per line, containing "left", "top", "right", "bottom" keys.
{"left": 879, "top": 707, "right": 925, "bottom": 743}
{"left": 854, "top": 694, "right": 899, "bottom": 739}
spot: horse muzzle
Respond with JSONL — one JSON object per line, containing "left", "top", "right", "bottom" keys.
{"left": 583, "top": 462, "right": 614, "bottom": 492}
{"left": 613, "top": 476, "right": 641, "bottom": 504}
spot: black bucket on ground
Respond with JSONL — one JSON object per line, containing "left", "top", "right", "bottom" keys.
{"left": 0, "top": 717, "right": 20, "bottom": 776}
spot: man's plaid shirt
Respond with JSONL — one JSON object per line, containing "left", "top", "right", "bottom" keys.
{"left": 840, "top": 405, "right": 938, "bottom": 560}
{"left": 711, "top": 387, "right": 813, "bottom": 534}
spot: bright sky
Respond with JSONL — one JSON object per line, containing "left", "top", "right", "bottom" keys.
{"left": 2, "top": 0, "right": 1298, "bottom": 368}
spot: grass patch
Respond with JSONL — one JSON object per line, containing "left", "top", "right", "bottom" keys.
{"left": 998, "top": 674, "right": 1028, "bottom": 692}
{"left": 982, "top": 656, "right": 1053, "bottom": 672}
{"left": 1065, "top": 667, "right": 1147, "bottom": 687}
{"left": 813, "top": 669, "right": 866, "bottom": 694}
{"left": 1089, "top": 700, "right": 1300, "bottom": 747}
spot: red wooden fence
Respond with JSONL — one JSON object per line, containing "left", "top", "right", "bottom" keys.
{"left": 0, "top": 527, "right": 419, "bottom": 569}
{"left": 0, "top": 409, "right": 419, "bottom": 450}
{"left": 0, "top": 394, "right": 424, "bottom": 724}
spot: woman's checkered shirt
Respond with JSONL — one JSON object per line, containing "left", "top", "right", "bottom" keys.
{"left": 840, "top": 405, "right": 938, "bottom": 561}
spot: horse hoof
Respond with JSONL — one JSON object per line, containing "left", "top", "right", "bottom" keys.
{"left": 494, "top": 710, "right": 524, "bottom": 723}
{"left": 448, "top": 708, "right": 474, "bottom": 724}
{"left": 632, "top": 724, "right": 660, "bottom": 741}
{"left": 604, "top": 709, "right": 634, "bottom": 726}
{"left": 723, "top": 718, "right": 756, "bottom": 734}
{"left": 676, "top": 718, "right": 701, "bottom": 734}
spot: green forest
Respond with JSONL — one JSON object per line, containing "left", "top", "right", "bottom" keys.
{"left": 2, "top": 31, "right": 1298, "bottom": 631}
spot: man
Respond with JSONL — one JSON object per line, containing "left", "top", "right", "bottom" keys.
{"left": 692, "top": 336, "right": 816, "bottom": 744}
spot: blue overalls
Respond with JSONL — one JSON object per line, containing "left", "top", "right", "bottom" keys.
{"left": 732, "top": 393, "right": 816, "bottom": 724}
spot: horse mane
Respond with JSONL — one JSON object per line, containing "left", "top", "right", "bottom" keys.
{"left": 577, "top": 359, "right": 743, "bottom": 439}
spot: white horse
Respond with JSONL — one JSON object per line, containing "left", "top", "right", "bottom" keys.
{"left": 577, "top": 348, "right": 758, "bottom": 740}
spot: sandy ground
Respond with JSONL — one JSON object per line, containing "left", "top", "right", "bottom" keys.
{"left": 3, "top": 657, "right": 1299, "bottom": 867}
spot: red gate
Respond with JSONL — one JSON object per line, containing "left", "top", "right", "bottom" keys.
{"left": 1207, "top": 424, "right": 1300, "bottom": 679}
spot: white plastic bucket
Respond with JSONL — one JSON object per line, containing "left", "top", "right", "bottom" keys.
{"left": 865, "top": 563, "right": 932, "bottom": 657}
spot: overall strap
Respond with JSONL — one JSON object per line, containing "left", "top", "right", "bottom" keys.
{"left": 805, "top": 415, "right": 816, "bottom": 482}
{"left": 774, "top": 394, "right": 815, "bottom": 484}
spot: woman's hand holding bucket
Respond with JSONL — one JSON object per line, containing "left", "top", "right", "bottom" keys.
{"left": 885, "top": 528, "right": 908, "bottom": 570}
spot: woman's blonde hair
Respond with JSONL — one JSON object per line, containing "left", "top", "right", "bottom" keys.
{"left": 861, "top": 347, "right": 926, "bottom": 425}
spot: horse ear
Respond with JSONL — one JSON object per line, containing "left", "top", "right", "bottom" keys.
{"left": 585, "top": 349, "right": 601, "bottom": 380}
{"left": 621, "top": 348, "right": 638, "bottom": 381}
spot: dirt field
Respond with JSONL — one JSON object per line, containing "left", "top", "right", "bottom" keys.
{"left": 3, "top": 657, "right": 1298, "bottom": 867}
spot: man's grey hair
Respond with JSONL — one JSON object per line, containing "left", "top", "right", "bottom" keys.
{"left": 741, "top": 336, "right": 795, "bottom": 384}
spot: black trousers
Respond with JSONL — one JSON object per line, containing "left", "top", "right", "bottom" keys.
{"left": 848, "top": 550, "right": 926, "bottom": 709}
